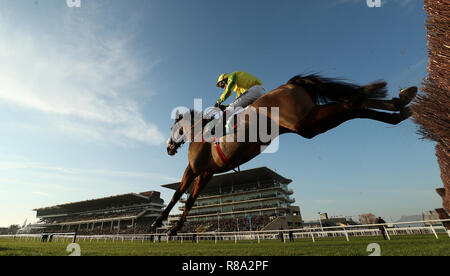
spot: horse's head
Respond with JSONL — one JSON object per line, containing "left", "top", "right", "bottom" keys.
{"left": 167, "top": 110, "right": 188, "bottom": 156}
{"left": 166, "top": 109, "right": 216, "bottom": 156}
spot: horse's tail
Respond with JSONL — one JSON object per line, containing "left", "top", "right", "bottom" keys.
{"left": 287, "top": 74, "right": 387, "bottom": 105}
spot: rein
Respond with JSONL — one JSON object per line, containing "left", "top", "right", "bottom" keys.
{"left": 175, "top": 108, "right": 240, "bottom": 172}
{"left": 182, "top": 108, "right": 218, "bottom": 142}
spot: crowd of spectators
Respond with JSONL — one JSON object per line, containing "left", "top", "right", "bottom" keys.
{"left": 190, "top": 204, "right": 281, "bottom": 217}
{"left": 29, "top": 215, "right": 275, "bottom": 235}
{"left": 195, "top": 193, "right": 281, "bottom": 207}
{"left": 37, "top": 210, "right": 144, "bottom": 225}
{"left": 179, "top": 215, "right": 275, "bottom": 233}
{"left": 30, "top": 218, "right": 156, "bottom": 235}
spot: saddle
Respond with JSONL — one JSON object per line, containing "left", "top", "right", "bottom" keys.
{"left": 203, "top": 111, "right": 240, "bottom": 142}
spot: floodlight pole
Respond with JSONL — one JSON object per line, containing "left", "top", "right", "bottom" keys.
{"left": 217, "top": 212, "right": 220, "bottom": 233}
{"left": 248, "top": 214, "right": 252, "bottom": 242}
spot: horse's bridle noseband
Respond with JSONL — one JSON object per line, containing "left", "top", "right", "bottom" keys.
{"left": 167, "top": 137, "right": 185, "bottom": 153}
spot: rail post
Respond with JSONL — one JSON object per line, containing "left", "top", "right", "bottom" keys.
{"left": 344, "top": 228, "right": 349, "bottom": 242}
{"left": 429, "top": 224, "right": 439, "bottom": 239}
{"left": 383, "top": 226, "right": 391, "bottom": 241}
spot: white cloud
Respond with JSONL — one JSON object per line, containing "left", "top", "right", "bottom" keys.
{"left": 0, "top": 177, "right": 78, "bottom": 192}
{"left": 0, "top": 155, "right": 179, "bottom": 183}
{"left": 333, "top": 0, "right": 408, "bottom": 7}
{"left": 0, "top": 11, "right": 164, "bottom": 146}
{"left": 31, "top": 191, "right": 50, "bottom": 197}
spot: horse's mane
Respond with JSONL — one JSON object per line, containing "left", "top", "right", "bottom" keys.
{"left": 176, "top": 109, "right": 215, "bottom": 128}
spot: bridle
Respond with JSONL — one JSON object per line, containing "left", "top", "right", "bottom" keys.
{"left": 168, "top": 108, "right": 219, "bottom": 152}
{"left": 172, "top": 108, "right": 219, "bottom": 140}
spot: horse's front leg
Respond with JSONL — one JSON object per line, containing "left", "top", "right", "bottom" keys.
{"left": 298, "top": 104, "right": 411, "bottom": 139}
{"left": 167, "top": 171, "right": 213, "bottom": 236}
{"left": 152, "top": 165, "right": 197, "bottom": 229}
{"left": 293, "top": 101, "right": 411, "bottom": 139}
{"left": 362, "top": 87, "right": 417, "bottom": 111}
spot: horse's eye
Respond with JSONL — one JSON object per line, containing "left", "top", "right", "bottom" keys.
{"left": 179, "top": 129, "right": 184, "bottom": 135}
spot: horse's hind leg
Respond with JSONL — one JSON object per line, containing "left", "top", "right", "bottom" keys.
{"left": 167, "top": 171, "right": 213, "bottom": 236}
{"left": 152, "top": 165, "right": 197, "bottom": 229}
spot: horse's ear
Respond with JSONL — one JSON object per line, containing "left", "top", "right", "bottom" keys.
{"left": 175, "top": 110, "right": 181, "bottom": 120}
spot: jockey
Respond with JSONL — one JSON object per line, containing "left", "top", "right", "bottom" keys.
{"left": 214, "top": 71, "right": 265, "bottom": 112}
{"left": 207, "top": 71, "right": 265, "bottom": 137}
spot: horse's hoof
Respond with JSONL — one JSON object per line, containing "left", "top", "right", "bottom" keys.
{"left": 152, "top": 219, "right": 163, "bottom": 229}
{"left": 167, "top": 228, "right": 178, "bottom": 237}
{"left": 393, "top": 87, "right": 417, "bottom": 110}
{"left": 399, "top": 87, "right": 418, "bottom": 104}
{"left": 167, "top": 224, "right": 180, "bottom": 237}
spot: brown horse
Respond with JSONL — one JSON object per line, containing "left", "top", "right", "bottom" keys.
{"left": 154, "top": 74, "right": 417, "bottom": 236}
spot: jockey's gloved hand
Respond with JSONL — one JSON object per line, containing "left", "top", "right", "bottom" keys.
{"left": 214, "top": 101, "right": 227, "bottom": 112}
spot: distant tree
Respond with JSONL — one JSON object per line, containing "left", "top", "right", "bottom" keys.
{"left": 8, "top": 225, "right": 20, "bottom": 235}
{"left": 359, "top": 214, "right": 377, "bottom": 225}
{"left": 411, "top": 0, "right": 450, "bottom": 220}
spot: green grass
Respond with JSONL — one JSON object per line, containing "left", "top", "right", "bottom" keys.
{"left": 0, "top": 235, "right": 449, "bottom": 256}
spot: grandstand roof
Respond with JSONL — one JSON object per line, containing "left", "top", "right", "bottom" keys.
{"left": 34, "top": 191, "right": 163, "bottom": 217}
{"left": 163, "top": 167, "right": 292, "bottom": 193}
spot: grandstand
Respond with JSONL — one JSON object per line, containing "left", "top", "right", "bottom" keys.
{"left": 163, "top": 167, "right": 303, "bottom": 233}
{"left": 31, "top": 191, "right": 164, "bottom": 235}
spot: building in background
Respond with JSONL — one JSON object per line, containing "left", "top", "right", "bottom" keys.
{"left": 303, "top": 213, "right": 358, "bottom": 228}
{"left": 423, "top": 210, "right": 442, "bottom": 226}
{"left": 163, "top": 167, "right": 302, "bottom": 232}
{"left": 359, "top": 213, "right": 377, "bottom": 225}
{"left": 31, "top": 191, "right": 164, "bottom": 234}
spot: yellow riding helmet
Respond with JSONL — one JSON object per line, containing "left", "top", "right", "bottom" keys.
{"left": 216, "top": 73, "right": 229, "bottom": 87}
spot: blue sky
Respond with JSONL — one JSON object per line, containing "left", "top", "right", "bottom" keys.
{"left": 0, "top": 0, "right": 441, "bottom": 227}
